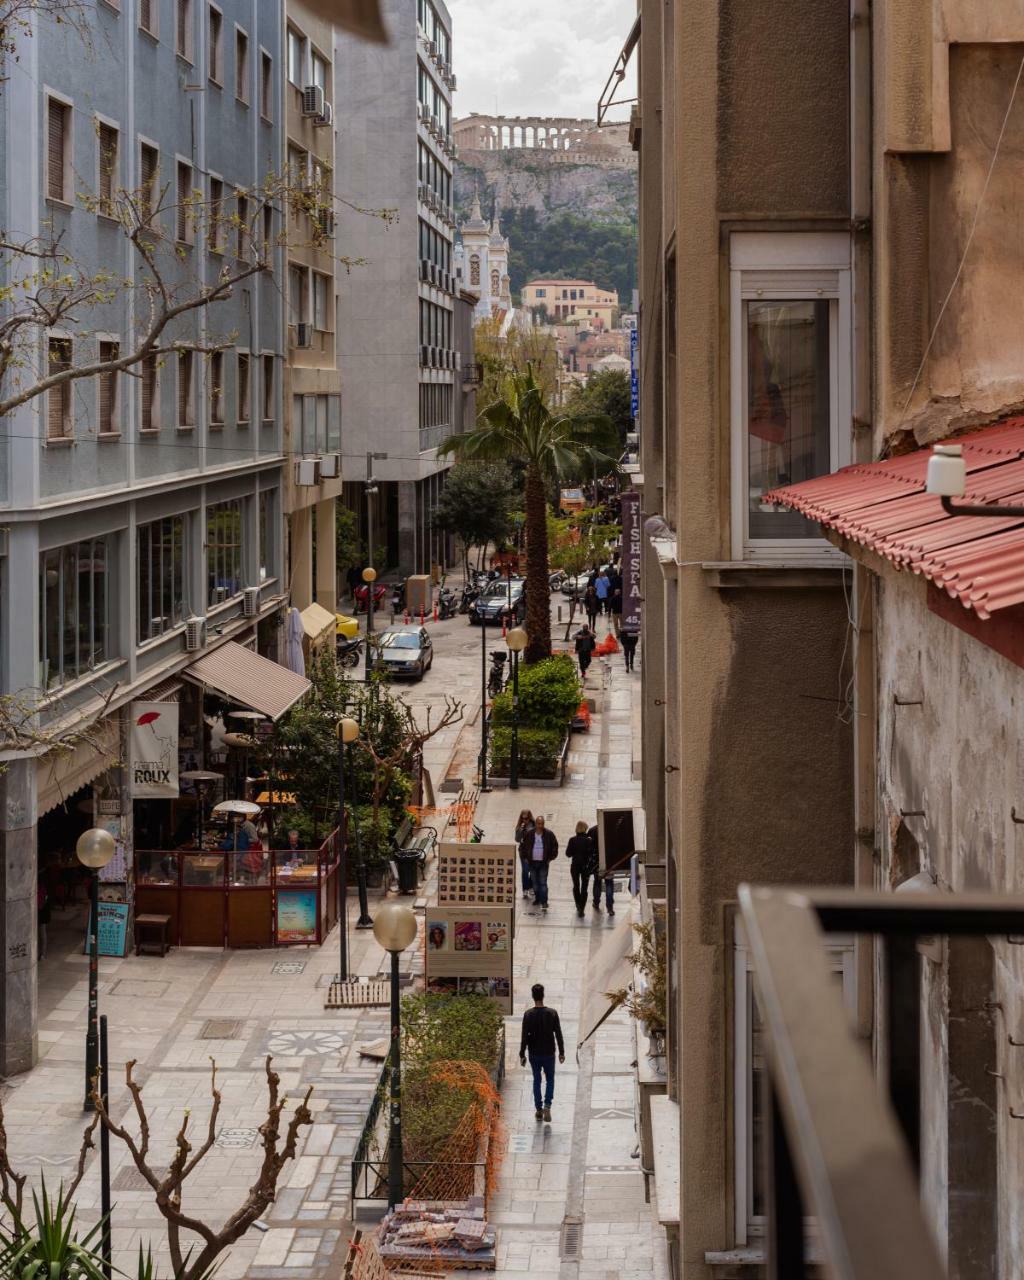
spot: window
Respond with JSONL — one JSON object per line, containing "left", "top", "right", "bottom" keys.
{"left": 176, "top": 0, "right": 192, "bottom": 60}
{"left": 140, "top": 351, "right": 158, "bottom": 431}
{"left": 139, "top": 141, "right": 158, "bottom": 224}
{"left": 97, "top": 121, "right": 118, "bottom": 215}
{"left": 206, "top": 498, "right": 243, "bottom": 606}
{"left": 536, "top": 288, "right": 546, "bottom": 299}
{"left": 208, "top": 350, "right": 224, "bottom": 425}
{"left": 733, "top": 921, "right": 855, "bottom": 1245}
{"left": 237, "top": 351, "right": 250, "bottom": 424}
{"left": 177, "top": 350, "right": 194, "bottom": 427}
{"left": 312, "top": 271, "right": 330, "bottom": 331}
{"left": 261, "top": 354, "right": 274, "bottom": 421}
{"left": 47, "top": 98, "right": 70, "bottom": 202}
{"left": 98, "top": 340, "right": 119, "bottom": 434}
{"left": 235, "top": 27, "right": 249, "bottom": 101}
{"left": 176, "top": 160, "right": 193, "bottom": 243}
{"left": 260, "top": 51, "right": 273, "bottom": 119}
{"left": 287, "top": 144, "right": 307, "bottom": 190}
{"left": 39, "top": 538, "right": 110, "bottom": 690}
{"left": 311, "top": 49, "right": 327, "bottom": 94}
{"left": 287, "top": 27, "right": 303, "bottom": 86}
{"left": 208, "top": 5, "right": 222, "bottom": 83}
{"left": 258, "top": 489, "right": 273, "bottom": 581}
{"left": 207, "top": 175, "right": 223, "bottom": 252}
{"left": 262, "top": 203, "right": 274, "bottom": 253}
{"left": 288, "top": 264, "right": 309, "bottom": 326}
{"left": 139, "top": 0, "right": 156, "bottom": 35}
{"left": 236, "top": 192, "right": 248, "bottom": 258}
{"left": 730, "top": 232, "right": 851, "bottom": 558}
{"left": 469, "top": 254, "right": 480, "bottom": 287}
{"left": 47, "top": 338, "right": 72, "bottom": 439}
{"left": 491, "top": 269, "right": 499, "bottom": 296}
{"left": 137, "top": 515, "right": 187, "bottom": 643}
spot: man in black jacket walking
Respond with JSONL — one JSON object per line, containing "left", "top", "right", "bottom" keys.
{"left": 519, "top": 983, "right": 565, "bottom": 1121}
{"left": 518, "top": 815, "right": 558, "bottom": 911}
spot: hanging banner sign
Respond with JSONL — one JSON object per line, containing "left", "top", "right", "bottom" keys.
{"left": 630, "top": 327, "right": 639, "bottom": 419}
{"left": 621, "top": 490, "right": 642, "bottom": 633}
{"left": 130, "top": 701, "right": 179, "bottom": 798}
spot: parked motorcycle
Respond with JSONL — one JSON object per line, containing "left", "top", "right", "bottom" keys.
{"left": 487, "top": 651, "right": 507, "bottom": 698}
{"left": 437, "top": 587, "right": 458, "bottom": 620}
{"left": 337, "top": 636, "right": 362, "bottom": 669}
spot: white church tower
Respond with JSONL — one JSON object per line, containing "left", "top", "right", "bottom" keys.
{"left": 455, "top": 188, "right": 513, "bottom": 327}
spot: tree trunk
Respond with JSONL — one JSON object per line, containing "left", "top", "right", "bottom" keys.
{"left": 524, "top": 463, "right": 551, "bottom": 663}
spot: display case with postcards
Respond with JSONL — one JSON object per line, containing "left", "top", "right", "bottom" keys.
{"left": 424, "top": 905, "right": 514, "bottom": 1013}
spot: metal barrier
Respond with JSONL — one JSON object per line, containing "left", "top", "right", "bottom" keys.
{"left": 738, "top": 886, "right": 1024, "bottom": 1280}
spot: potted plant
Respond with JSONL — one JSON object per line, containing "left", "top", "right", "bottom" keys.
{"left": 608, "top": 919, "right": 667, "bottom": 1055}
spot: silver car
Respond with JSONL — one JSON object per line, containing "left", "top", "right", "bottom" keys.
{"left": 373, "top": 626, "right": 434, "bottom": 679}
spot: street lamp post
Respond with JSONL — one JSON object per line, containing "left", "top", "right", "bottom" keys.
{"left": 363, "top": 565, "right": 378, "bottom": 685}
{"left": 479, "top": 613, "right": 491, "bottom": 792}
{"left": 336, "top": 716, "right": 360, "bottom": 981}
{"left": 506, "top": 627, "right": 528, "bottom": 790}
{"left": 372, "top": 903, "right": 418, "bottom": 1209}
{"left": 76, "top": 827, "right": 116, "bottom": 1112}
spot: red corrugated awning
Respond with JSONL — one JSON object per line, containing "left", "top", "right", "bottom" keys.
{"left": 766, "top": 418, "right": 1024, "bottom": 618}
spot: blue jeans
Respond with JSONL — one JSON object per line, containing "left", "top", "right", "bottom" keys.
{"left": 530, "top": 1052, "right": 556, "bottom": 1110}
{"left": 532, "top": 860, "right": 549, "bottom": 906}
{"left": 519, "top": 854, "right": 533, "bottom": 893}
{"left": 593, "top": 876, "right": 615, "bottom": 910}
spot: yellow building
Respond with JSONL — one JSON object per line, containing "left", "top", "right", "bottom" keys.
{"left": 521, "top": 278, "right": 618, "bottom": 328}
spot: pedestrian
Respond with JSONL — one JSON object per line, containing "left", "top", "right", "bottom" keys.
{"left": 621, "top": 629, "right": 639, "bottom": 671}
{"left": 567, "top": 821, "right": 598, "bottom": 918}
{"left": 583, "top": 583, "right": 600, "bottom": 631}
{"left": 574, "top": 625, "right": 597, "bottom": 681}
{"left": 594, "top": 568, "right": 611, "bottom": 613}
{"left": 519, "top": 814, "right": 558, "bottom": 911}
{"left": 514, "top": 808, "right": 536, "bottom": 898}
{"left": 519, "top": 982, "right": 565, "bottom": 1122}
{"left": 588, "top": 823, "right": 615, "bottom": 915}
{"left": 37, "top": 877, "right": 50, "bottom": 961}
{"left": 609, "top": 586, "right": 623, "bottom": 635}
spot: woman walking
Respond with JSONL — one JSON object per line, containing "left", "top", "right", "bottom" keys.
{"left": 567, "top": 821, "right": 598, "bottom": 918}
{"left": 514, "top": 809, "right": 536, "bottom": 898}
{"left": 574, "top": 624, "right": 597, "bottom": 682}
{"left": 583, "top": 583, "right": 600, "bottom": 632}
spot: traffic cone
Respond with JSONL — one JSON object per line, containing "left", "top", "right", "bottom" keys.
{"left": 420, "top": 608, "right": 425, "bottom": 626}
{"left": 433, "top": 602, "right": 438, "bottom": 622}
{"left": 404, "top": 608, "right": 409, "bottom": 624}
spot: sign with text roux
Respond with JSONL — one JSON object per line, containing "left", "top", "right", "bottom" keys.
{"left": 437, "top": 842, "right": 517, "bottom": 908}
{"left": 425, "top": 905, "right": 514, "bottom": 1014}
{"left": 130, "top": 701, "right": 179, "bottom": 798}
{"left": 621, "top": 490, "right": 642, "bottom": 634}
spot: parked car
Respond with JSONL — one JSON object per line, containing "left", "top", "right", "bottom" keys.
{"left": 470, "top": 579, "right": 526, "bottom": 626}
{"left": 560, "top": 564, "right": 612, "bottom": 599}
{"left": 373, "top": 626, "right": 433, "bottom": 679}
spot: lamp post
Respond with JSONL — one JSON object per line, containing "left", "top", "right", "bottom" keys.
{"left": 479, "top": 611, "right": 491, "bottom": 792}
{"left": 77, "top": 827, "right": 116, "bottom": 1112}
{"left": 506, "top": 626, "right": 527, "bottom": 790}
{"left": 372, "top": 903, "right": 418, "bottom": 1209}
{"left": 336, "top": 716, "right": 360, "bottom": 981}
{"left": 363, "top": 565, "right": 378, "bottom": 685}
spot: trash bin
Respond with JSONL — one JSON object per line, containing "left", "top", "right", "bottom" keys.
{"left": 394, "top": 848, "right": 422, "bottom": 894}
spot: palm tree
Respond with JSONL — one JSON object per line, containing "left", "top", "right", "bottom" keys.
{"left": 440, "top": 367, "right": 618, "bottom": 664}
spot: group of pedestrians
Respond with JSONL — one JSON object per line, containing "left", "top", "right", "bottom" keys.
{"left": 514, "top": 809, "right": 615, "bottom": 918}
{"left": 574, "top": 561, "right": 641, "bottom": 679}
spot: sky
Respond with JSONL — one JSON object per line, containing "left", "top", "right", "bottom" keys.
{"left": 446, "top": 0, "right": 637, "bottom": 123}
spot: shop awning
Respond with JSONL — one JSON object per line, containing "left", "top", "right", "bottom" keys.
{"left": 37, "top": 718, "right": 118, "bottom": 817}
{"left": 577, "top": 908, "right": 636, "bottom": 1053}
{"left": 184, "top": 641, "right": 311, "bottom": 721}
{"left": 300, "top": 602, "right": 336, "bottom": 647}
{"left": 767, "top": 419, "right": 1024, "bottom": 618}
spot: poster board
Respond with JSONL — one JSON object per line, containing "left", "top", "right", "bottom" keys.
{"left": 276, "top": 889, "right": 319, "bottom": 943}
{"left": 85, "top": 902, "right": 130, "bottom": 958}
{"left": 424, "top": 905, "right": 513, "bottom": 1014}
{"left": 437, "top": 842, "right": 517, "bottom": 909}
{"left": 596, "top": 805, "right": 637, "bottom": 877}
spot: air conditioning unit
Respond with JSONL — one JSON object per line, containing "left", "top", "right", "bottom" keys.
{"left": 319, "top": 452, "right": 340, "bottom": 478}
{"left": 420, "top": 257, "right": 431, "bottom": 281}
{"left": 296, "top": 457, "right": 320, "bottom": 486}
{"left": 301, "top": 84, "right": 325, "bottom": 118}
{"left": 450, "top": 73, "right": 457, "bottom": 90}
{"left": 185, "top": 616, "right": 207, "bottom": 652}
{"left": 427, "top": 40, "right": 437, "bottom": 55}
{"left": 242, "top": 586, "right": 260, "bottom": 618}
{"left": 295, "top": 322, "right": 314, "bottom": 348}
{"left": 420, "top": 344, "right": 430, "bottom": 366}
{"left": 317, "top": 209, "right": 335, "bottom": 237}
{"left": 418, "top": 103, "right": 430, "bottom": 122}
{"left": 314, "top": 102, "right": 333, "bottom": 128}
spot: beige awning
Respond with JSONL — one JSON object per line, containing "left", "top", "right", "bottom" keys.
{"left": 37, "top": 718, "right": 119, "bottom": 817}
{"left": 184, "top": 641, "right": 311, "bottom": 722}
{"left": 300, "top": 602, "right": 336, "bottom": 646}
{"left": 577, "top": 907, "right": 636, "bottom": 1053}
{"left": 304, "top": 0, "right": 387, "bottom": 42}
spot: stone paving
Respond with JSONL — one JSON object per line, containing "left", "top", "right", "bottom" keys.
{"left": 3, "top": 601, "right": 669, "bottom": 1279}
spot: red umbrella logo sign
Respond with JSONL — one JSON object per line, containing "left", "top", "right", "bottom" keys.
{"left": 136, "top": 711, "right": 161, "bottom": 728}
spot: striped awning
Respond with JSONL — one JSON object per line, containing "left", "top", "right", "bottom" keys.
{"left": 37, "top": 718, "right": 119, "bottom": 816}
{"left": 184, "top": 641, "right": 311, "bottom": 721}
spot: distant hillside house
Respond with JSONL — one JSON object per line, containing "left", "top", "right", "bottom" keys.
{"left": 522, "top": 279, "right": 619, "bottom": 328}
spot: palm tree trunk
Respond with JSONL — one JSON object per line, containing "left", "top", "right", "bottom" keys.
{"left": 524, "top": 463, "right": 551, "bottom": 663}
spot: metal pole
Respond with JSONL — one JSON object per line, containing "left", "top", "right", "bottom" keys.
{"left": 84, "top": 871, "right": 99, "bottom": 1112}
{"left": 510, "top": 648, "right": 520, "bottom": 790}
{"left": 337, "top": 735, "right": 349, "bottom": 981}
{"left": 387, "top": 948, "right": 403, "bottom": 1209}
{"left": 99, "top": 1015, "right": 112, "bottom": 1279}
{"left": 351, "top": 750, "right": 373, "bottom": 929}
{"left": 196, "top": 782, "right": 205, "bottom": 849}
{"left": 480, "top": 614, "right": 491, "bottom": 792}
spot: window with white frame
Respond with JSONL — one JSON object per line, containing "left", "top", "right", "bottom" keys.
{"left": 97, "top": 121, "right": 118, "bottom": 216}
{"left": 138, "top": 0, "right": 156, "bottom": 35}
{"left": 176, "top": 160, "right": 193, "bottom": 243}
{"left": 236, "top": 350, "right": 250, "bottom": 425}
{"left": 286, "top": 27, "right": 304, "bottom": 86}
{"left": 260, "top": 51, "right": 273, "bottom": 119}
{"left": 39, "top": 538, "right": 111, "bottom": 690}
{"left": 206, "top": 498, "right": 243, "bottom": 606}
{"left": 208, "top": 350, "right": 224, "bottom": 426}
{"left": 312, "top": 272, "right": 330, "bottom": 331}
{"left": 46, "top": 96, "right": 71, "bottom": 203}
{"left": 208, "top": 4, "right": 222, "bottom": 83}
{"left": 733, "top": 919, "right": 855, "bottom": 1245}
{"left": 236, "top": 192, "right": 248, "bottom": 258}
{"left": 140, "top": 351, "right": 158, "bottom": 431}
{"left": 98, "top": 340, "right": 119, "bottom": 434}
{"left": 47, "top": 337, "right": 72, "bottom": 439}
{"left": 208, "top": 175, "right": 223, "bottom": 252}
{"left": 261, "top": 354, "right": 274, "bottom": 422}
{"left": 177, "top": 349, "right": 194, "bottom": 428}
{"left": 139, "top": 141, "right": 158, "bottom": 225}
{"left": 235, "top": 27, "right": 249, "bottom": 102}
{"left": 176, "top": 0, "right": 192, "bottom": 60}
{"left": 311, "top": 49, "right": 328, "bottom": 95}
{"left": 258, "top": 488, "right": 274, "bottom": 581}
{"left": 730, "top": 232, "right": 851, "bottom": 558}
{"left": 288, "top": 264, "right": 309, "bottom": 327}
{"left": 137, "top": 514, "right": 188, "bottom": 643}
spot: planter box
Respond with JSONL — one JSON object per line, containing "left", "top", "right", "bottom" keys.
{"left": 488, "top": 733, "right": 570, "bottom": 789}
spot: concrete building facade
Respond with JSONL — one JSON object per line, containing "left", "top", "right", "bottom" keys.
{"left": 333, "top": 0, "right": 456, "bottom": 576}
{"left": 0, "top": 0, "right": 287, "bottom": 1075}
{"left": 521, "top": 278, "right": 618, "bottom": 327}
{"left": 453, "top": 191, "right": 511, "bottom": 324}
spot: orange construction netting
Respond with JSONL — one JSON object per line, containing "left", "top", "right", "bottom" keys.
{"left": 407, "top": 802, "right": 476, "bottom": 843}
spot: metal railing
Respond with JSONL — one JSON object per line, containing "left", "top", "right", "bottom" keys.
{"left": 738, "top": 886, "right": 1024, "bottom": 1280}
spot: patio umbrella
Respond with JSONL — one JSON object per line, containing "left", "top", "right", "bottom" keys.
{"left": 212, "top": 800, "right": 261, "bottom": 817}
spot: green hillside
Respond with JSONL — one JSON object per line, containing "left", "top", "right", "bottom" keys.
{"left": 500, "top": 208, "right": 637, "bottom": 303}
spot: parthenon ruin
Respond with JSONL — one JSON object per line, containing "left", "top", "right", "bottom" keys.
{"left": 453, "top": 113, "right": 633, "bottom": 160}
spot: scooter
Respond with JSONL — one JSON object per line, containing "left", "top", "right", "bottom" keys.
{"left": 337, "top": 636, "right": 362, "bottom": 669}
{"left": 458, "top": 583, "right": 479, "bottom": 614}
{"left": 487, "top": 651, "right": 507, "bottom": 698}
{"left": 437, "top": 586, "right": 458, "bottom": 620}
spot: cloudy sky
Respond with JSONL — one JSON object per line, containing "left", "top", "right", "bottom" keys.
{"left": 446, "top": 0, "right": 636, "bottom": 122}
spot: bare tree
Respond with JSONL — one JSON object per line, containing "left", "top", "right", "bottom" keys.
{"left": 360, "top": 693, "right": 464, "bottom": 831}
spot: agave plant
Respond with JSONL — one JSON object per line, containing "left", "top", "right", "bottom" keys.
{"left": 0, "top": 1178, "right": 107, "bottom": 1279}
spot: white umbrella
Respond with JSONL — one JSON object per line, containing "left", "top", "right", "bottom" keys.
{"left": 213, "top": 800, "right": 261, "bottom": 817}
{"left": 284, "top": 607, "right": 306, "bottom": 677}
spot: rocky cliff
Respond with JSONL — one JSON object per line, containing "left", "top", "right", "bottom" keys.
{"left": 455, "top": 147, "right": 638, "bottom": 226}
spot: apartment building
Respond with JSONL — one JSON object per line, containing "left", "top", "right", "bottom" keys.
{"left": 333, "top": 0, "right": 456, "bottom": 575}
{"left": 521, "top": 277, "right": 618, "bottom": 328}
{"left": 283, "top": 1, "right": 342, "bottom": 614}
{"left": 0, "top": 0, "right": 288, "bottom": 1076}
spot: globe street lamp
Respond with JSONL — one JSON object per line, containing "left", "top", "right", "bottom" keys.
{"left": 506, "top": 627, "right": 528, "bottom": 790}
{"left": 76, "top": 827, "right": 116, "bottom": 1112}
{"left": 336, "top": 716, "right": 360, "bottom": 981}
{"left": 362, "top": 566, "right": 378, "bottom": 685}
{"left": 479, "top": 611, "right": 491, "bottom": 793}
{"left": 373, "top": 903, "right": 418, "bottom": 1209}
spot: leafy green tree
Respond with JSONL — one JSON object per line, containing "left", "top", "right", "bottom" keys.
{"left": 431, "top": 462, "right": 517, "bottom": 577}
{"left": 474, "top": 315, "right": 560, "bottom": 405}
{"left": 441, "top": 368, "right": 618, "bottom": 664}
{"left": 547, "top": 512, "right": 620, "bottom": 636}
{"left": 566, "top": 369, "right": 632, "bottom": 446}
{"left": 495, "top": 207, "right": 638, "bottom": 299}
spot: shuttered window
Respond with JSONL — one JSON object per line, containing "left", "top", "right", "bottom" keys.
{"left": 140, "top": 352, "right": 158, "bottom": 431}
{"left": 260, "top": 52, "right": 272, "bottom": 119}
{"left": 98, "top": 340, "right": 119, "bottom": 434}
{"left": 209, "top": 176, "right": 223, "bottom": 252}
{"left": 176, "top": 161, "right": 192, "bottom": 243}
{"left": 261, "top": 355, "right": 274, "bottom": 422}
{"left": 47, "top": 99, "right": 68, "bottom": 202}
{"left": 236, "top": 193, "right": 248, "bottom": 258}
{"left": 47, "top": 338, "right": 72, "bottom": 439}
{"left": 208, "top": 6, "right": 222, "bottom": 83}
{"left": 98, "top": 122, "right": 117, "bottom": 214}
{"left": 140, "top": 143, "right": 158, "bottom": 224}
{"left": 177, "top": 351, "right": 194, "bottom": 427}
{"left": 176, "top": 0, "right": 192, "bottom": 59}
{"left": 236, "top": 29, "right": 249, "bottom": 102}
{"left": 237, "top": 352, "right": 250, "bottom": 424}
{"left": 139, "top": 0, "right": 155, "bottom": 34}
{"left": 209, "top": 351, "right": 224, "bottom": 425}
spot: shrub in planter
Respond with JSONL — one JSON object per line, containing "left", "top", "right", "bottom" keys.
{"left": 489, "top": 726, "right": 564, "bottom": 779}
{"left": 491, "top": 654, "right": 580, "bottom": 733}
